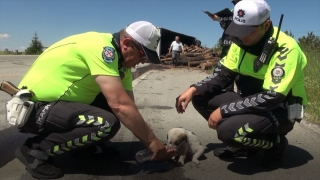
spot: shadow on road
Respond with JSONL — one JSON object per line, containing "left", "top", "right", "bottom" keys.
{"left": 54, "top": 141, "right": 175, "bottom": 177}
{"left": 206, "top": 144, "right": 314, "bottom": 175}
{"left": 0, "top": 127, "right": 33, "bottom": 168}
{"left": 17, "top": 141, "right": 193, "bottom": 180}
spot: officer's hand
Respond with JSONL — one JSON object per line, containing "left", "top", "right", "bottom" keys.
{"left": 149, "top": 138, "right": 176, "bottom": 161}
{"left": 209, "top": 14, "right": 219, "bottom": 21}
{"left": 175, "top": 87, "right": 196, "bottom": 114}
{"left": 208, "top": 107, "right": 222, "bottom": 130}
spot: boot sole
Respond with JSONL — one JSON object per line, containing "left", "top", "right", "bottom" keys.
{"left": 260, "top": 137, "right": 288, "bottom": 169}
{"left": 214, "top": 149, "right": 259, "bottom": 158}
{"left": 15, "top": 148, "right": 63, "bottom": 179}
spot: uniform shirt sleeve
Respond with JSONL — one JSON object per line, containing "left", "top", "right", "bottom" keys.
{"left": 191, "top": 44, "right": 238, "bottom": 97}
{"left": 79, "top": 40, "right": 120, "bottom": 77}
{"left": 220, "top": 47, "right": 307, "bottom": 118}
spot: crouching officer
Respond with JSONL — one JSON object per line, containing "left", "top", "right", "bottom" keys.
{"left": 176, "top": 0, "right": 307, "bottom": 169}
{"left": 2, "top": 21, "right": 175, "bottom": 179}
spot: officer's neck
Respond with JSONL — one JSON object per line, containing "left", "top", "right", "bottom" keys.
{"left": 111, "top": 32, "right": 124, "bottom": 68}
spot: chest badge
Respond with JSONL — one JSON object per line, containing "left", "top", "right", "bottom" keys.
{"left": 271, "top": 66, "right": 285, "bottom": 79}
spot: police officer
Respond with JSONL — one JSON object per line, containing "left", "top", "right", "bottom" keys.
{"left": 14, "top": 21, "right": 175, "bottom": 179}
{"left": 176, "top": 0, "right": 307, "bottom": 169}
{"left": 208, "top": 0, "right": 241, "bottom": 58}
{"left": 206, "top": 0, "right": 242, "bottom": 92}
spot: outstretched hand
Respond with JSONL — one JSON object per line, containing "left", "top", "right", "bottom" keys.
{"left": 175, "top": 87, "right": 198, "bottom": 114}
{"left": 211, "top": 14, "right": 219, "bottom": 21}
{"left": 149, "top": 138, "right": 176, "bottom": 161}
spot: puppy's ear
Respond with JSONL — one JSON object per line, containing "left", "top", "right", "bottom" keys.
{"left": 178, "top": 133, "right": 188, "bottom": 143}
{"left": 183, "top": 134, "right": 188, "bottom": 143}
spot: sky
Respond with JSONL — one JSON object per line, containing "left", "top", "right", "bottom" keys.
{"left": 0, "top": 0, "right": 320, "bottom": 51}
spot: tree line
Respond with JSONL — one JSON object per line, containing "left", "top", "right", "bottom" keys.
{"left": 2, "top": 32, "right": 44, "bottom": 55}
{"left": 2, "top": 30, "right": 320, "bottom": 56}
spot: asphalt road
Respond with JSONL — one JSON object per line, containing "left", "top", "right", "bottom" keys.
{"left": 0, "top": 55, "right": 319, "bottom": 180}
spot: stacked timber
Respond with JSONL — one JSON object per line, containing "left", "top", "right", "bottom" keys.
{"left": 160, "top": 44, "right": 221, "bottom": 70}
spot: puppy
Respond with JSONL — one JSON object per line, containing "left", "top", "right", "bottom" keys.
{"left": 167, "top": 127, "right": 207, "bottom": 166}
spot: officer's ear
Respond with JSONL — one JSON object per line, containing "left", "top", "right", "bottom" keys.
{"left": 122, "top": 38, "right": 134, "bottom": 50}
{"left": 264, "top": 19, "right": 271, "bottom": 32}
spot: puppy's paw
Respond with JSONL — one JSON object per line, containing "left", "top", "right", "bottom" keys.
{"left": 192, "top": 158, "right": 200, "bottom": 165}
{"left": 176, "top": 160, "right": 185, "bottom": 167}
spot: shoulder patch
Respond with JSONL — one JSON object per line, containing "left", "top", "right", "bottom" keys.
{"left": 102, "top": 46, "right": 115, "bottom": 63}
{"left": 271, "top": 66, "right": 285, "bottom": 79}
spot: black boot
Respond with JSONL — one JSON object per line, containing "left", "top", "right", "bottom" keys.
{"left": 261, "top": 135, "right": 288, "bottom": 169}
{"left": 214, "top": 146, "right": 259, "bottom": 158}
{"left": 15, "top": 138, "right": 63, "bottom": 179}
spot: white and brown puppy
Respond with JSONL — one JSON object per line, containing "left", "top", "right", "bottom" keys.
{"left": 167, "top": 127, "right": 207, "bottom": 166}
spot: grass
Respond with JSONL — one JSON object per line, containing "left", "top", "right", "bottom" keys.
{"left": 303, "top": 48, "right": 320, "bottom": 124}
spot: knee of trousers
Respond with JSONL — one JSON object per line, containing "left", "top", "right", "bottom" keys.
{"left": 216, "top": 125, "right": 237, "bottom": 146}
{"left": 90, "top": 112, "right": 121, "bottom": 140}
{"left": 104, "top": 118, "right": 121, "bottom": 139}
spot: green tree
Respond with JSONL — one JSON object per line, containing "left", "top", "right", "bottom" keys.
{"left": 298, "top": 32, "right": 320, "bottom": 50}
{"left": 213, "top": 37, "right": 222, "bottom": 53}
{"left": 4, "top": 48, "right": 10, "bottom": 54}
{"left": 25, "top": 32, "right": 44, "bottom": 55}
{"left": 284, "top": 30, "right": 294, "bottom": 38}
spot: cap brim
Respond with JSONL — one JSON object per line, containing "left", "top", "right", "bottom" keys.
{"left": 225, "top": 21, "right": 257, "bottom": 38}
{"left": 141, "top": 45, "right": 161, "bottom": 64}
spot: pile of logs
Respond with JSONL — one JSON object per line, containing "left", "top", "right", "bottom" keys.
{"left": 160, "top": 44, "right": 221, "bottom": 70}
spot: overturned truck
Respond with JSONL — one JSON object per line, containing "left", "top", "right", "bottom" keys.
{"left": 156, "top": 28, "right": 220, "bottom": 69}
{"left": 156, "top": 28, "right": 201, "bottom": 56}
